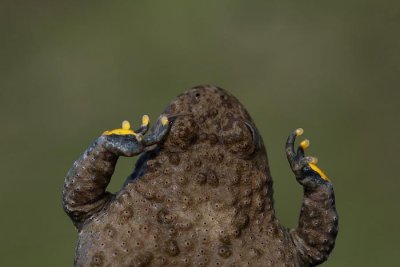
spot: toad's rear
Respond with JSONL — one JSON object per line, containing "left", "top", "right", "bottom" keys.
{"left": 64, "top": 85, "right": 338, "bottom": 267}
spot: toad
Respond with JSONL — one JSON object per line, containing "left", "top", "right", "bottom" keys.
{"left": 62, "top": 85, "right": 338, "bottom": 266}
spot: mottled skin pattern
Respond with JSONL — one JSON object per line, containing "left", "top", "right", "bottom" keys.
{"left": 63, "top": 85, "right": 338, "bottom": 267}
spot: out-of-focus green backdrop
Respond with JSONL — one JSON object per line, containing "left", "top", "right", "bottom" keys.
{"left": 1, "top": 1, "right": 399, "bottom": 266}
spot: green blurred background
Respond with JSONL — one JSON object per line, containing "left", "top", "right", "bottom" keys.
{"left": 1, "top": 1, "right": 399, "bottom": 266}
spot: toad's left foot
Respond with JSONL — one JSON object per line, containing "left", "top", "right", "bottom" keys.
{"left": 102, "top": 114, "right": 171, "bottom": 145}
{"left": 102, "top": 114, "right": 151, "bottom": 137}
{"left": 286, "top": 128, "right": 331, "bottom": 183}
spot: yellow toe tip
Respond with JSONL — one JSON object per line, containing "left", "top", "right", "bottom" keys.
{"left": 300, "top": 139, "right": 310, "bottom": 149}
{"left": 122, "top": 120, "right": 131, "bottom": 130}
{"left": 295, "top": 128, "right": 304, "bottom": 136}
{"left": 142, "top": 115, "right": 150, "bottom": 126}
{"left": 161, "top": 116, "right": 169, "bottom": 126}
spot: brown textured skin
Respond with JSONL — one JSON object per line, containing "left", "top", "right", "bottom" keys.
{"left": 63, "top": 85, "right": 338, "bottom": 267}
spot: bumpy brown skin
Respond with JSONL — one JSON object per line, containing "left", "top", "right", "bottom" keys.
{"left": 63, "top": 85, "right": 338, "bottom": 267}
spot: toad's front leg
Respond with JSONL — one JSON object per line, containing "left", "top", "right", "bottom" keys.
{"left": 62, "top": 115, "right": 170, "bottom": 229}
{"left": 286, "top": 129, "right": 339, "bottom": 266}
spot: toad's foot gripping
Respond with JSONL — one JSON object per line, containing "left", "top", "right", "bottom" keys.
{"left": 286, "top": 128, "right": 338, "bottom": 266}
{"left": 62, "top": 115, "right": 172, "bottom": 229}
{"left": 286, "top": 128, "right": 331, "bottom": 185}
{"left": 101, "top": 115, "right": 171, "bottom": 154}
{"left": 103, "top": 115, "right": 150, "bottom": 137}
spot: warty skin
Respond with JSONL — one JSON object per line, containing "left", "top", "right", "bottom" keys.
{"left": 63, "top": 85, "right": 338, "bottom": 267}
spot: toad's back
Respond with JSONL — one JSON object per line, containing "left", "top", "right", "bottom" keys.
{"left": 68, "top": 86, "right": 337, "bottom": 267}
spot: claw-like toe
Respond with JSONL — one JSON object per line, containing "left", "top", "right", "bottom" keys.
{"left": 287, "top": 128, "right": 332, "bottom": 183}
{"left": 300, "top": 139, "right": 310, "bottom": 149}
{"left": 142, "top": 115, "right": 150, "bottom": 127}
{"left": 295, "top": 128, "right": 304, "bottom": 136}
{"left": 161, "top": 115, "right": 169, "bottom": 126}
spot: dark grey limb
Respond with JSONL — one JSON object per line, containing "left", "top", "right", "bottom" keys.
{"left": 62, "top": 135, "right": 143, "bottom": 229}
{"left": 286, "top": 129, "right": 339, "bottom": 266}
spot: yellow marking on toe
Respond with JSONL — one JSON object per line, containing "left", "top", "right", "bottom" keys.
{"left": 142, "top": 115, "right": 150, "bottom": 126}
{"left": 122, "top": 120, "right": 130, "bottom": 130}
{"left": 300, "top": 139, "right": 310, "bottom": 149}
{"left": 161, "top": 116, "right": 169, "bottom": 126}
{"left": 296, "top": 128, "right": 304, "bottom": 136}
{"left": 309, "top": 163, "right": 331, "bottom": 182}
{"left": 102, "top": 120, "right": 137, "bottom": 136}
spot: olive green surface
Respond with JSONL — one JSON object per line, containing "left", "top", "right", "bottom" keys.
{"left": 0, "top": 1, "right": 398, "bottom": 266}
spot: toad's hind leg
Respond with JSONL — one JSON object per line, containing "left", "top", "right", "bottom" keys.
{"left": 286, "top": 129, "right": 338, "bottom": 266}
